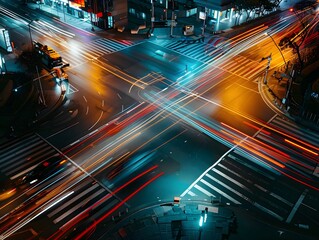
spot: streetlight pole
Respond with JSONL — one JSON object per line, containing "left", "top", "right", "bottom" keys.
{"left": 28, "top": 21, "right": 34, "bottom": 51}
{"left": 151, "top": 0, "right": 154, "bottom": 29}
{"left": 202, "top": 7, "right": 207, "bottom": 36}
{"left": 170, "top": 0, "right": 175, "bottom": 37}
{"left": 28, "top": 19, "right": 46, "bottom": 107}
{"left": 263, "top": 53, "right": 272, "bottom": 85}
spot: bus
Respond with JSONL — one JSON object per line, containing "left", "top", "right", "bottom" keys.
{"left": 33, "top": 41, "right": 68, "bottom": 69}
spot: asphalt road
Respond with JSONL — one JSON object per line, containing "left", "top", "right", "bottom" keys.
{"left": 0, "top": 1, "right": 319, "bottom": 239}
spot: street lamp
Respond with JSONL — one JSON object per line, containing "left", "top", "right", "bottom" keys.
{"left": 289, "top": 8, "right": 305, "bottom": 28}
{"left": 170, "top": 0, "right": 175, "bottom": 37}
{"left": 264, "top": 32, "right": 287, "bottom": 66}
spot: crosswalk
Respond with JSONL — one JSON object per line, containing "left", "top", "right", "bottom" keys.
{"left": 0, "top": 134, "right": 119, "bottom": 235}
{"left": 0, "top": 133, "right": 59, "bottom": 180}
{"left": 182, "top": 116, "right": 319, "bottom": 222}
{"left": 182, "top": 150, "right": 303, "bottom": 222}
{"left": 45, "top": 177, "right": 118, "bottom": 229}
{"left": 258, "top": 115, "right": 319, "bottom": 175}
{"left": 60, "top": 38, "right": 137, "bottom": 67}
{"left": 218, "top": 54, "right": 265, "bottom": 80}
{"left": 153, "top": 39, "right": 266, "bottom": 80}
{"left": 153, "top": 39, "right": 219, "bottom": 63}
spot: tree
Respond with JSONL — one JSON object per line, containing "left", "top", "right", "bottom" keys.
{"left": 232, "top": 0, "right": 275, "bottom": 23}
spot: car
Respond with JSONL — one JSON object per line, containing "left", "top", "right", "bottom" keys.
{"left": 0, "top": 176, "right": 16, "bottom": 201}
{"left": 17, "top": 155, "right": 67, "bottom": 185}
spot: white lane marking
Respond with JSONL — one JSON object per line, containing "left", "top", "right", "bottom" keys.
{"left": 254, "top": 202, "right": 284, "bottom": 221}
{"left": 187, "top": 191, "right": 196, "bottom": 197}
{"left": 46, "top": 122, "right": 79, "bottom": 139}
{"left": 194, "top": 184, "right": 215, "bottom": 197}
{"left": 301, "top": 202, "right": 317, "bottom": 212}
{"left": 286, "top": 189, "right": 308, "bottom": 223}
{"left": 180, "top": 145, "right": 236, "bottom": 197}
{"left": 53, "top": 188, "right": 105, "bottom": 224}
{"left": 88, "top": 101, "right": 104, "bottom": 131}
{"left": 212, "top": 168, "right": 251, "bottom": 192}
{"left": 205, "top": 174, "right": 245, "bottom": 204}
{"left": 218, "top": 163, "right": 292, "bottom": 206}
{"left": 48, "top": 183, "right": 100, "bottom": 218}
{"left": 200, "top": 179, "right": 241, "bottom": 204}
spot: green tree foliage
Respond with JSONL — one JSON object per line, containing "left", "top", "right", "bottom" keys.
{"left": 232, "top": 0, "right": 276, "bottom": 23}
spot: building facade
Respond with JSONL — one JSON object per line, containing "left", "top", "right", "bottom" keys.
{"left": 43, "top": 0, "right": 128, "bottom": 29}
{"left": 43, "top": 0, "right": 235, "bottom": 31}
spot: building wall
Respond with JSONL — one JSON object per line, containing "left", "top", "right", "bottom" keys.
{"left": 194, "top": 0, "right": 232, "bottom": 11}
{"left": 113, "top": 0, "right": 128, "bottom": 27}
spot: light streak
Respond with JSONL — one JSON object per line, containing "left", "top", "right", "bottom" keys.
{"left": 284, "top": 139, "right": 319, "bottom": 156}
{"left": 47, "top": 165, "right": 160, "bottom": 240}
{"left": 0, "top": 191, "right": 74, "bottom": 239}
{"left": 74, "top": 171, "right": 164, "bottom": 240}
{"left": 234, "top": 140, "right": 285, "bottom": 168}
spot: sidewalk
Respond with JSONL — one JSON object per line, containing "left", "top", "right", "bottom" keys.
{"left": 262, "top": 63, "right": 319, "bottom": 130}
{"left": 93, "top": 200, "right": 318, "bottom": 240}
{"left": 0, "top": 49, "right": 65, "bottom": 140}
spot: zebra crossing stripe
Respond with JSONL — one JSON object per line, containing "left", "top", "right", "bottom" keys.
{"left": 234, "top": 56, "right": 247, "bottom": 63}
{"left": 272, "top": 118, "right": 319, "bottom": 145}
{"left": 219, "top": 60, "right": 238, "bottom": 69}
{"left": 181, "top": 146, "right": 236, "bottom": 198}
{"left": 206, "top": 173, "right": 246, "bottom": 203}
{"left": 0, "top": 134, "right": 35, "bottom": 153}
{"left": 218, "top": 164, "right": 293, "bottom": 206}
{"left": 53, "top": 188, "right": 105, "bottom": 224}
{"left": 187, "top": 191, "right": 196, "bottom": 197}
{"left": 93, "top": 42, "right": 120, "bottom": 52}
{"left": 253, "top": 202, "right": 284, "bottom": 221}
{"left": 194, "top": 184, "right": 215, "bottom": 197}
{"left": 212, "top": 168, "right": 251, "bottom": 191}
{"left": 78, "top": 42, "right": 104, "bottom": 55}
{"left": 5, "top": 148, "right": 56, "bottom": 174}
{"left": 200, "top": 179, "right": 241, "bottom": 204}
{"left": 48, "top": 183, "right": 100, "bottom": 218}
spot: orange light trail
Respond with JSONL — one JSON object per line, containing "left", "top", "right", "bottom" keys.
{"left": 284, "top": 139, "right": 319, "bottom": 156}
{"left": 243, "top": 121, "right": 271, "bottom": 135}
{"left": 234, "top": 140, "right": 286, "bottom": 169}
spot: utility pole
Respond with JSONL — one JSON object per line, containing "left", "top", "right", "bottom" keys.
{"left": 165, "top": 0, "right": 168, "bottom": 20}
{"left": 170, "top": 0, "right": 175, "bottom": 37}
{"left": 151, "top": 0, "right": 155, "bottom": 29}
{"left": 282, "top": 68, "right": 295, "bottom": 107}
{"left": 28, "top": 19, "right": 39, "bottom": 50}
{"left": 35, "top": 65, "right": 46, "bottom": 107}
{"left": 202, "top": 7, "right": 207, "bottom": 35}
{"left": 261, "top": 53, "right": 272, "bottom": 84}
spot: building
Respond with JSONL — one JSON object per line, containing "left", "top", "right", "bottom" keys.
{"left": 43, "top": 0, "right": 127, "bottom": 29}
{"left": 127, "top": 0, "right": 234, "bottom": 31}
{"left": 194, "top": 0, "right": 233, "bottom": 31}
{"left": 43, "top": 1, "right": 236, "bottom": 31}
